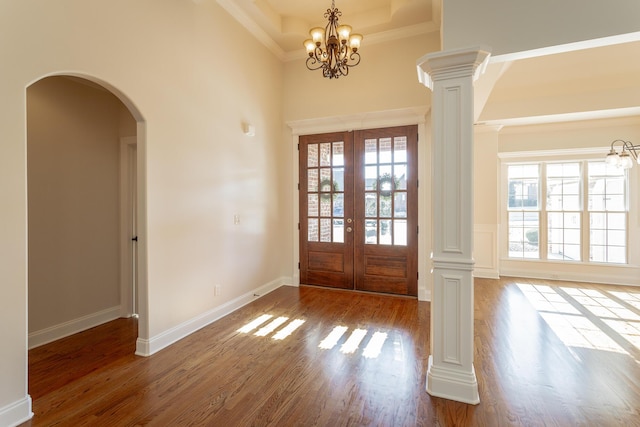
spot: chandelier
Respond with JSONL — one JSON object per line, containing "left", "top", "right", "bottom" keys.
{"left": 303, "top": 0, "right": 363, "bottom": 79}
{"left": 605, "top": 139, "right": 640, "bottom": 169}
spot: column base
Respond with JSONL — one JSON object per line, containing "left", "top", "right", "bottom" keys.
{"left": 426, "top": 355, "right": 480, "bottom": 405}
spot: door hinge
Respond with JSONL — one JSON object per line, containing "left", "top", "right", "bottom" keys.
{"left": 131, "top": 236, "right": 138, "bottom": 242}
{"left": 417, "top": 179, "right": 419, "bottom": 188}
{"left": 417, "top": 225, "right": 419, "bottom": 234}
{"left": 417, "top": 271, "right": 419, "bottom": 280}
{"left": 298, "top": 223, "right": 300, "bottom": 230}
{"left": 298, "top": 182, "right": 300, "bottom": 191}
{"left": 298, "top": 262, "right": 300, "bottom": 269}
{"left": 297, "top": 143, "right": 300, "bottom": 150}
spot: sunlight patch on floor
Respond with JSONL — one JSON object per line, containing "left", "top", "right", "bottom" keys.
{"left": 517, "top": 283, "right": 640, "bottom": 357}
{"left": 318, "top": 326, "right": 394, "bottom": 359}
{"left": 255, "top": 317, "right": 289, "bottom": 337}
{"left": 341, "top": 328, "right": 368, "bottom": 354}
{"left": 319, "top": 326, "right": 348, "bottom": 349}
{"left": 362, "top": 332, "right": 388, "bottom": 358}
{"left": 239, "top": 314, "right": 401, "bottom": 359}
{"left": 237, "top": 314, "right": 273, "bottom": 333}
{"left": 238, "top": 314, "right": 307, "bottom": 341}
{"left": 393, "top": 334, "right": 405, "bottom": 362}
{"left": 538, "top": 312, "right": 624, "bottom": 353}
{"left": 273, "top": 319, "right": 306, "bottom": 340}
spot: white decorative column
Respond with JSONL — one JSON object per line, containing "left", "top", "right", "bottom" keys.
{"left": 417, "top": 47, "right": 490, "bottom": 404}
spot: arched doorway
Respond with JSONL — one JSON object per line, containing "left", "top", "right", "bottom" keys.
{"left": 26, "top": 74, "right": 147, "bottom": 357}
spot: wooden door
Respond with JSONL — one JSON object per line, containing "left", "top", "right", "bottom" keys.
{"left": 299, "top": 132, "right": 355, "bottom": 289}
{"left": 299, "top": 126, "right": 418, "bottom": 296}
{"left": 354, "top": 126, "right": 418, "bottom": 296}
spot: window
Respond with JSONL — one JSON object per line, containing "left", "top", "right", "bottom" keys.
{"left": 505, "top": 160, "right": 628, "bottom": 264}
{"left": 507, "top": 165, "right": 539, "bottom": 258}
{"left": 588, "top": 162, "right": 627, "bottom": 263}
{"left": 546, "top": 163, "right": 581, "bottom": 261}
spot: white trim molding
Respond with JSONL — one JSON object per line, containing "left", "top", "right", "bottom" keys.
{"left": 28, "top": 306, "right": 121, "bottom": 349}
{"left": 287, "top": 107, "right": 429, "bottom": 136}
{"left": 0, "top": 396, "right": 32, "bottom": 427}
{"left": 119, "top": 136, "right": 137, "bottom": 319}
{"left": 500, "top": 261, "right": 640, "bottom": 287}
{"left": 498, "top": 146, "right": 609, "bottom": 160}
{"left": 135, "top": 277, "right": 292, "bottom": 356}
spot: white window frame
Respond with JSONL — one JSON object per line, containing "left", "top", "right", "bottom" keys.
{"left": 586, "top": 161, "right": 629, "bottom": 263}
{"left": 499, "top": 149, "right": 639, "bottom": 272}
{"left": 505, "top": 159, "right": 628, "bottom": 264}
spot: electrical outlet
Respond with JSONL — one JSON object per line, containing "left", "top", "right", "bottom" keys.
{"left": 214, "top": 285, "right": 221, "bottom": 296}
{"left": 233, "top": 214, "right": 240, "bottom": 225}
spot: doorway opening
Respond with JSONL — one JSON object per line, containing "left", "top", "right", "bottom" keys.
{"left": 26, "top": 75, "right": 145, "bottom": 354}
{"left": 299, "top": 125, "right": 418, "bottom": 296}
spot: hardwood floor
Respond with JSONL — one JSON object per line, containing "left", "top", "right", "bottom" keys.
{"left": 21, "top": 278, "right": 640, "bottom": 426}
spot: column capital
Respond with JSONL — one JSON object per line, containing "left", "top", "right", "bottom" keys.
{"left": 417, "top": 46, "right": 491, "bottom": 90}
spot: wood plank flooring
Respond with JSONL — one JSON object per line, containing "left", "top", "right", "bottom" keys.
{"left": 21, "top": 277, "right": 640, "bottom": 426}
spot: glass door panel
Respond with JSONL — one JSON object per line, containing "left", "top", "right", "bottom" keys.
{"left": 299, "top": 133, "right": 354, "bottom": 289}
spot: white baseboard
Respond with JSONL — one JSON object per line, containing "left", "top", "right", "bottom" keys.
{"left": 28, "top": 306, "right": 121, "bottom": 349}
{"left": 500, "top": 267, "right": 640, "bottom": 287}
{"left": 0, "top": 395, "right": 32, "bottom": 427}
{"left": 473, "top": 270, "right": 500, "bottom": 280}
{"left": 418, "top": 287, "right": 431, "bottom": 301}
{"left": 136, "top": 277, "right": 290, "bottom": 357}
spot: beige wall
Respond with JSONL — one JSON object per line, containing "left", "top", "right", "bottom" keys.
{"left": 498, "top": 117, "right": 640, "bottom": 154}
{"left": 474, "top": 129, "right": 499, "bottom": 224}
{"left": 0, "top": 0, "right": 287, "bottom": 418}
{"left": 27, "top": 77, "right": 124, "bottom": 333}
{"left": 472, "top": 128, "right": 500, "bottom": 278}
{"left": 283, "top": 33, "right": 438, "bottom": 123}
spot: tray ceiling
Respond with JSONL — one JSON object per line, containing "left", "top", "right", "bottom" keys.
{"left": 217, "top": 0, "right": 438, "bottom": 58}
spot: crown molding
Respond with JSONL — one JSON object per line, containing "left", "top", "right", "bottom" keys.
{"left": 287, "top": 106, "right": 429, "bottom": 135}
{"left": 497, "top": 147, "right": 608, "bottom": 159}
{"left": 218, "top": 0, "right": 438, "bottom": 63}
{"left": 477, "top": 107, "right": 640, "bottom": 128}
{"left": 217, "top": 0, "right": 287, "bottom": 61}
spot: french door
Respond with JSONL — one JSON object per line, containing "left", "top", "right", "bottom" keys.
{"left": 299, "top": 125, "right": 418, "bottom": 296}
